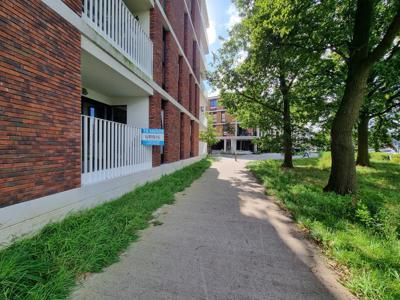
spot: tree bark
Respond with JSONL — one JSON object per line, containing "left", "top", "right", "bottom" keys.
{"left": 324, "top": 0, "right": 373, "bottom": 195}
{"left": 280, "top": 77, "right": 294, "bottom": 168}
{"left": 356, "top": 113, "right": 370, "bottom": 166}
{"left": 324, "top": 63, "right": 371, "bottom": 194}
{"left": 325, "top": 0, "right": 400, "bottom": 194}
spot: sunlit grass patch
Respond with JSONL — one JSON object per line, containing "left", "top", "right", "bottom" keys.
{"left": 249, "top": 155, "right": 400, "bottom": 300}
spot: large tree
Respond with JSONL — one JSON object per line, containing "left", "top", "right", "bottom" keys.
{"left": 209, "top": 0, "right": 322, "bottom": 168}
{"left": 356, "top": 52, "right": 400, "bottom": 166}
{"left": 262, "top": 0, "right": 400, "bottom": 193}
{"left": 323, "top": 0, "right": 400, "bottom": 194}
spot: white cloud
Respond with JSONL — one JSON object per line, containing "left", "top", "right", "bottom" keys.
{"left": 208, "top": 88, "right": 220, "bottom": 98}
{"left": 207, "top": 20, "right": 217, "bottom": 45}
{"left": 227, "top": 3, "right": 241, "bottom": 29}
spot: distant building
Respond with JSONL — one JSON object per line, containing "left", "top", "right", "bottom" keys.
{"left": 207, "top": 96, "right": 259, "bottom": 153}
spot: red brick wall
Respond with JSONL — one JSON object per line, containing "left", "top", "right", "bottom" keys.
{"left": 150, "top": 7, "right": 163, "bottom": 166}
{"left": 165, "top": 32, "right": 179, "bottom": 100}
{"left": 193, "top": 122, "right": 199, "bottom": 156}
{"left": 166, "top": 0, "right": 185, "bottom": 48}
{"left": 150, "top": 7, "right": 164, "bottom": 87}
{"left": 149, "top": 94, "right": 162, "bottom": 167}
{"left": 194, "top": 84, "right": 199, "bottom": 118}
{"left": 0, "top": 0, "right": 81, "bottom": 207}
{"left": 180, "top": 113, "right": 191, "bottom": 159}
{"left": 163, "top": 103, "right": 181, "bottom": 163}
{"left": 62, "top": 0, "right": 81, "bottom": 15}
{"left": 150, "top": 3, "right": 202, "bottom": 165}
{"left": 190, "top": 75, "right": 196, "bottom": 114}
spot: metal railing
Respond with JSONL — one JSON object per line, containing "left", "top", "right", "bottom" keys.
{"left": 81, "top": 116, "right": 152, "bottom": 185}
{"left": 82, "top": 0, "right": 153, "bottom": 78}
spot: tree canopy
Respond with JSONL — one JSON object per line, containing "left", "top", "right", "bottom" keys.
{"left": 210, "top": 0, "right": 400, "bottom": 195}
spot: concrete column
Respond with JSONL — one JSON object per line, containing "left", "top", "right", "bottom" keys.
{"left": 224, "top": 139, "right": 227, "bottom": 152}
{"left": 232, "top": 139, "right": 237, "bottom": 154}
{"left": 126, "top": 97, "right": 149, "bottom": 128}
{"left": 235, "top": 121, "right": 238, "bottom": 137}
{"left": 254, "top": 143, "right": 258, "bottom": 153}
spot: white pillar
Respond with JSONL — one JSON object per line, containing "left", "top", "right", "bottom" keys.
{"left": 114, "top": 96, "right": 149, "bottom": 128}
{"left": 224, "top": 139, "right": 227, "bottom": 152}
{"left": 235, "top": 121, "right": 238, "bottom": 136}
{"left": 254, "top": 142, "right": 258, "bottom": 153}
{"left": 232, "top": 139, "right": 237, "bottom": 154}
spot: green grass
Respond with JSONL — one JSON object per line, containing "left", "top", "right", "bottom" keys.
{"left": 0, "top": 159, "right": 211, "bottom": 300}
{"left": 248, "top": 153, "right": 400, "bottom": 300}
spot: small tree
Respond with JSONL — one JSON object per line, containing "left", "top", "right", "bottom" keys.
{"left": 200, "top": 114, "right": 219, "bottom": 155}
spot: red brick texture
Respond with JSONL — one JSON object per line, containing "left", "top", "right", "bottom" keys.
{"left": 62, "top": 0, "right": 82, "bottom": 15}
{"left": 165, "top": 32, "right": 179, "bottom": 100}
{"left": 166, "top": 0, "right": 185, "bottom": 48}
{"left": 150, "top": 3, "right": 203, "bottom": 164}
{"left": 0, "top": 0, "right": 81, "bottom": 207}
{"left": 149, "top": 94, "right": 162, "bottom": 167}
{"left": 180, "top": 113, "right": 191, "bottom": 159}
{"left": 163, "top": 102, "right": 181, "bottom": 163}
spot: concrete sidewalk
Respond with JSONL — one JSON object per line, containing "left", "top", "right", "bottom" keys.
{"left": 72, "top": 157, "right": 355, "bottom": 300}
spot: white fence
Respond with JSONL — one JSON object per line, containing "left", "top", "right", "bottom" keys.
{"left": 81, "top": 116, "right": 152, "bottom": 185}
{"left": 82, "top": 0, "right": 153, "bottom": 78}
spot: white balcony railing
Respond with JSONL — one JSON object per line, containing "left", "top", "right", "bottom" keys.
{"left": 81, "top": 116, "right": 152, "bottom": 185}
{"left": 82, "top": 0, "right": 153, "bottom": 78}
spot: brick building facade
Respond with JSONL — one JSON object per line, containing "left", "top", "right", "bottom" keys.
{"left": 0, "top": 0, "right": 209, "bottom": 242}
{"left": 207, "top": 96, "right": 259, "bottom": 154}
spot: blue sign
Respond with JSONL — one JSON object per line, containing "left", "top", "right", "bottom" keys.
{"left": 141, "top": 128, "right": 165, "bottom": 146}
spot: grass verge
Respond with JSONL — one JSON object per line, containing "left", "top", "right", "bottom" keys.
{"left": 0, "top": 159, "right": 211, "bottom": 300}
{"left": 248, "top": 153, "right": 400, "bottom": 300}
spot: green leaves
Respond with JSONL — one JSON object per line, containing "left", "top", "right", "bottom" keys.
{"left": 199, "top": 114, "right": 219, "bottom": 147}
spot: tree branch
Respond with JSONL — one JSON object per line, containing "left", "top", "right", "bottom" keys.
{"left": 369, "top": 90, "right": 400, "bottom": 118}
{"left": 370, "top": 101, "right": 400, "bottom": 118}
{"left": 367, "top": 6, "right": 400, "bottom": 65}
{"left": 233, "top": 88, "right": 283, "bottom": 114}
{"left": 384, "top": 41, "right": 400, "bottom": 62}
{"left": 328, "top": 45, "right": 350, "bottom": 62}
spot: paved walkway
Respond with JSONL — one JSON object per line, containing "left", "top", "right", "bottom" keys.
{"left": 73, "top": 157, "right": 354, "bottom": 300}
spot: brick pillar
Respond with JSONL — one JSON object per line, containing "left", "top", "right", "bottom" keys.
{"left": 149, "top": 94, "right": 162, "bottom": 167}
{"left": 164, "top": 103, "right": 181, "bottom": 163}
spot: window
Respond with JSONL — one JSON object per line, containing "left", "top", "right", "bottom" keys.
{"left": 89, "top": 107, "right": 95, "bottom": 117}
{"left": 191, "top": 0, "right": 195, "bottom": 21}
{"left": 189, "top": 74, "right": 193, "bottom": 112}
{"left": 180, "top": 112, "right": 185, "bottom": 159}
{"left": 213, "top": 113, "right": 217, "bottom": 123}
{"left": 184, "top": 14, "right": 188, "bottom": 56}
{"left": 162, "top": 28, "right": 168, "bottom": 90}
{"left": 178, "top": 56, "right": 183, "bottom": 103}
{"left": 192, "top": 41, "right": 197, "bottom": 72}
{"left": 81, "top": 97, "right": 127, "bottom": 124}
{"left": 221, "top": 112, "right": 226, "bottom": 123}
{"left": 161, "top": 100, "right": 167, "bottom": 164}
{"left": 190, "top": 120, "right": 194, "bottom": 157}
{"left": 209, "top": 99, "right": 217, "bottom": 109}
{"left": 161, "top": 0, "right": 167, "bottom": 11}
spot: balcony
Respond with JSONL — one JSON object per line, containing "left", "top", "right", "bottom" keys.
{"left": 81, "top": 116, "right": 152, "bottom": 185}
{"left": 82, "top": 0, "right": 153, "bottom": 78}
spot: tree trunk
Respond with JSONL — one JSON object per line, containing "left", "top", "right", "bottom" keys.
{"left": 356, "top": 114, "right": 370, "bottom": 166}
{"left": 280, "top": 77, "right": 294, "bottom": 168}
{"left": 324, "top": 0, "right": 374, "bottom": 195}
{"left": 324, "top": 64, "right": 370, "bottom": 194}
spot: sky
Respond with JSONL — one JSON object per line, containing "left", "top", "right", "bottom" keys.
{"left": 204, "top": 0, "right": 240, "bottom": 96}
